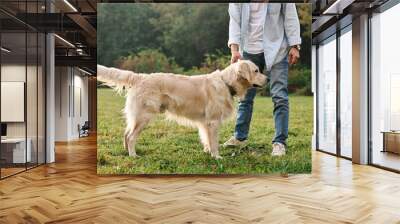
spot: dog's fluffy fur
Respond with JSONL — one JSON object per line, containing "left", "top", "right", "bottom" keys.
{"left": 97, "top": 60, "right": 266, "bottom": 159}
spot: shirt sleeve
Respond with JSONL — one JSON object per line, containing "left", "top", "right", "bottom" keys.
{"left": 228, "top": 3, "right": 241, "bottom": 48}
{"left": 283, "top": 3, "right": 302, "bottom": 47}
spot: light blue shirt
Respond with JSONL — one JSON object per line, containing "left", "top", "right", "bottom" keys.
{"left": 228, "top": 3, "right": 302, "bottom": 71}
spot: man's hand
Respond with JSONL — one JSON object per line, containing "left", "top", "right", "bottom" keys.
{"left": 288, "top": 47, "right": 300, "bottom": 65}
{"left": 230, "top": 44, "right": 241, "bottom": 64}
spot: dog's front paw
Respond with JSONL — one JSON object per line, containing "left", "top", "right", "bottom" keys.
{"left": 129, "top": 153, "right": 140, "bottom": 158}
{"left": 203, "top": 146, "right": 211, "bottom": 153}
{"left": 212, "top": 154, "right": 223, "bottom": 160}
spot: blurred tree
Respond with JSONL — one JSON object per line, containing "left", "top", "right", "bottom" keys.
{"left": 98, "top": 3, "right": 311, "bottom": 70}
{"left": 151, "top": 3, "right": 230, "bottom": 68}
{"left": 296, "top": 4, "right": 312, "bottom": 67}
{"left": 97, "top": 4, "right": 161, "bottom": 66}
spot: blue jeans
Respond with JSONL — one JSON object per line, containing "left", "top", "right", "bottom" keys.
{"left": 234, "top": 52, "right": 289, "bottom": 145}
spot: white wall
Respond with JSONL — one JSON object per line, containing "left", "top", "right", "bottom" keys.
{"left": 1, "top": 65, "right": 26, "bottom": 136}
{"left": 1, "top": 65, "right": 37, "bottom": 138}
{"left": 55, "top": 66, "right": 69, "bottom": 141}
{"left": 54, "top": 67, "right": 89, "bottom": 141}
{"left": 1, "top": 63, "right": 46, "bottom": 164}
{"left": 71, "top": 72, "right": 89, "bottom": 138}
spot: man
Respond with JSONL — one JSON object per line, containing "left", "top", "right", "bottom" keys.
{"left": 223, "top": 3, "right": 301, "bottom": 156}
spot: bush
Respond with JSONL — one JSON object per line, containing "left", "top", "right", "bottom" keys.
{"left": 185, "top": 51, "right": 230, "bottom": 75}
{"left": 258, "top": 85, "right": 270, "bottom": 97}
{"left": 115, "top": 49, "right": 184, "bottom": 74}
{"left": 113, "top": 49, "right": 312, "bottom": 96}
{"left": 288, "top": 66, "right": 312, "bottom": 96}
{"left": 256, "top": 65, "right": 312, "bottom": 97}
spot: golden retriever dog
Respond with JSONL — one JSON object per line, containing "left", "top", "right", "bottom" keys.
{"left": 97, "top": 60, "right": 266, "bottom": 159}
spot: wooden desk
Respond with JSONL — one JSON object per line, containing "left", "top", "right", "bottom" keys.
{"left": 1, "top": 138, "right": 31, "bottom": 163}
{"left": 382, "top": 131, "right": 400, "bottom": 154}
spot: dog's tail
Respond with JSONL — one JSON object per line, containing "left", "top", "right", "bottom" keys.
{"left": 97, "top": 65, "right": 143, "bottom": 91}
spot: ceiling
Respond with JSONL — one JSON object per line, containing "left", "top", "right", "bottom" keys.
{"left": 0, "top": 0, "right": 97, "bottom": 74}
{"left": 312, "top": 0, "right": 390, "bottom": 43}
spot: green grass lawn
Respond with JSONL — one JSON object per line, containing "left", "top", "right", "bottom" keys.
{"left": 97, "top": 88, "right": 312, "bottom": 174}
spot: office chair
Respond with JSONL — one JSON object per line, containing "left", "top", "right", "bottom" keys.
{"left": 79, "top": 121, "right": 90, "bottom": 138}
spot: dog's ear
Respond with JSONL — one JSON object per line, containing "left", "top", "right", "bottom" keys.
{"left": 235, "top": 61, "right": 251, "bottom": 81}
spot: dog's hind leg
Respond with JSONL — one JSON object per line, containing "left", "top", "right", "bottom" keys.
{"left": 125, "top": 115, "right": 153, "bottom": 157}
{"left": 124, "top": 127, "right": 137, "bottom": 157}
{"left": 197, "top": 123, "right": 211, "bottom": 153}
{"left": 124, "top": 126, "right": 132, "bottom": 151}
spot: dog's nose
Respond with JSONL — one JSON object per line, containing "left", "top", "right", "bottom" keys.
{"left": 260, "top": 76, "right": 267, "bottom": 85}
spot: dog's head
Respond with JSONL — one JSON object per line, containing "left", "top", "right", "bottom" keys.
{"left": 234, "top": 60, "right": 266, "bottom": 88}
{"left": 224, "top": 60, "right": 267, "bottom": 100}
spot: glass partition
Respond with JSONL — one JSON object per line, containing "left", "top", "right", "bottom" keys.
{"left": 339, "top": 27, "right": 352, "bottom": 158}
{"left": 370, "top": 4, "right": 400, "bottom": 171}
{"left": 0, "top": 1, "right": 46, "bottom": 179}
{"left": 317, "top": 35, "right": 337, "bottom": 154}
{"left": 1, "top": 31, "right": 28, "bottom": 177}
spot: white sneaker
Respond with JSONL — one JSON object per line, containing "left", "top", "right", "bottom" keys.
{"left": 271, "top": 142, "right": 286, "bottom": 156}
{"left": 222, "top": 136, "right": 247, "bottom": 148}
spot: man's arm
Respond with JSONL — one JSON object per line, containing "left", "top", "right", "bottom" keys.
{"left": 282, "top": 4, "right": 301, "bottom": 65}
{"left": 228, "top": 3, "right": 242, "bottom": 64}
